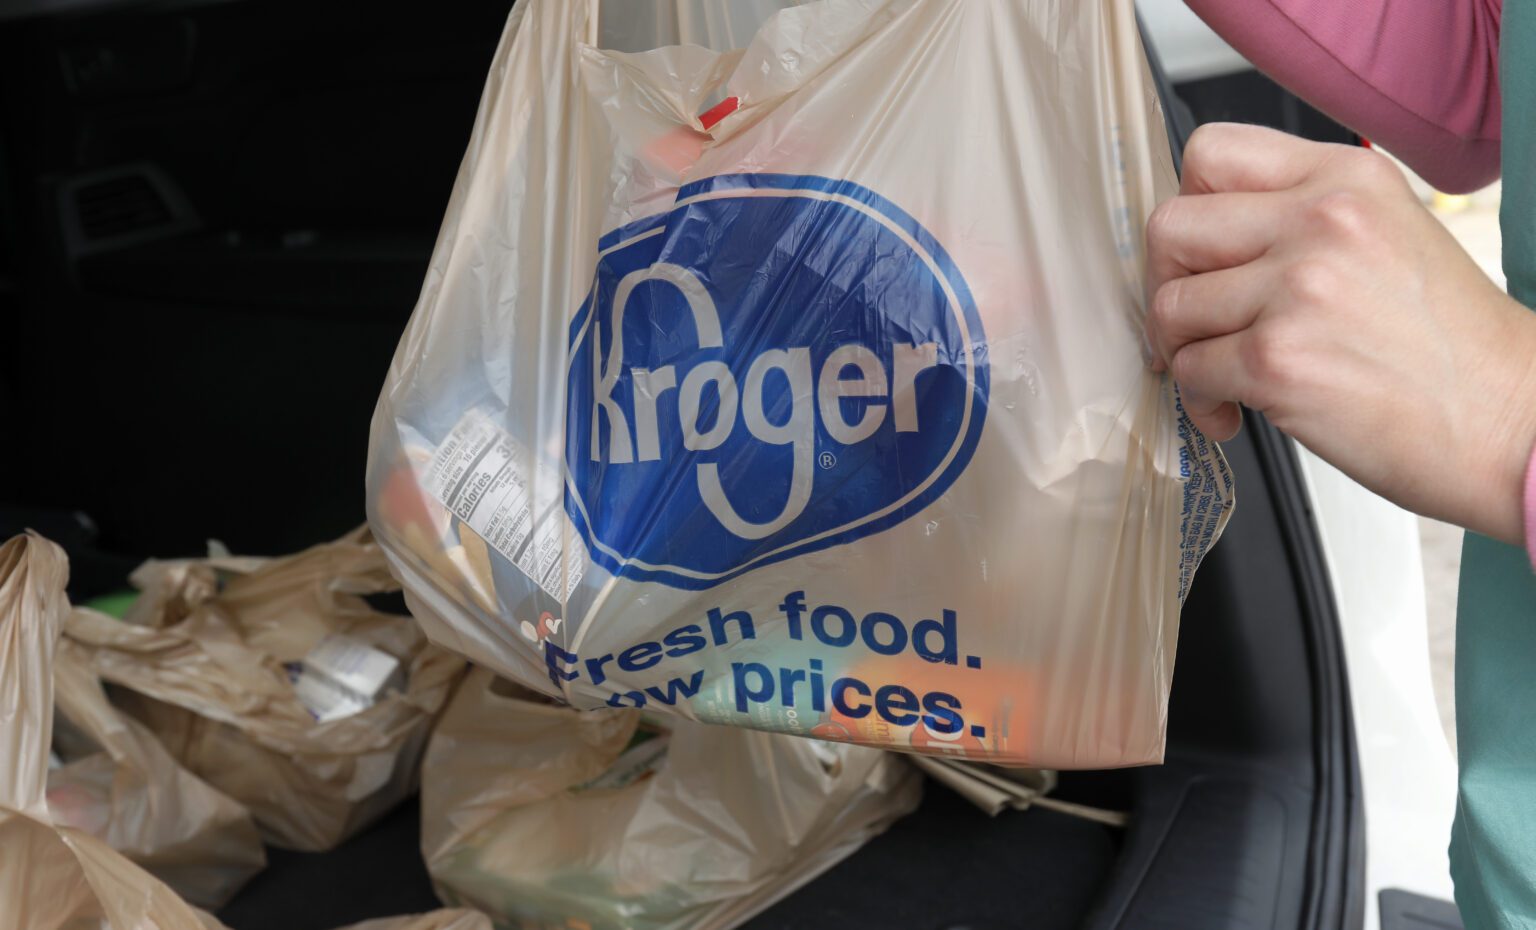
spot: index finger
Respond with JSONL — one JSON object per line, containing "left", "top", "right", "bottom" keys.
{"left": 1145, "top": 190, "right": 1286, "bottom": 289}
{"left": 1181, "top": 122, "right": 1346, "bottom": 195}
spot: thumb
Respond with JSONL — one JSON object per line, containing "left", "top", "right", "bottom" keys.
{"left": 1179, "top": 387, "right": 1243, "bottom": 441}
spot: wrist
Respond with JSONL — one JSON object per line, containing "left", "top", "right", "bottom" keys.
{"left": 1464, "top": 302, "right": 1536, "bottom": 545}
{"left": 1524, "top": 448, "right": 1536, "bottom": 566}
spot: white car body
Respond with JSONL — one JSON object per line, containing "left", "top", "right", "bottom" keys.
{"left": 1300, "top": 449, "right": 1459, "bottom": 927}
{"left": 1137, "top": 0, "right": 1248, "bottom": 82}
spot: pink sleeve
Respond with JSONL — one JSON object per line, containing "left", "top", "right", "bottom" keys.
{"left": 1525, "top": 448, "right": 1536, "bottom": 568}
{"left": 1182, "top": 0, "right": 1503, "bottom": 193}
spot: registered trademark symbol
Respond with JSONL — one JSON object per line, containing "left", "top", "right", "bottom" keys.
{"left": 818, "top": 451, "right": 837, "bottom": 470}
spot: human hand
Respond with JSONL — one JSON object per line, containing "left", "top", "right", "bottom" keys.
{"left": 1145, "top": 122, "right": 1536, "bottom": 545}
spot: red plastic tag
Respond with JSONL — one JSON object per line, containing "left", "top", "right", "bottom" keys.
{"left": 699, "top": 96, "right": 740, "bottom": 130}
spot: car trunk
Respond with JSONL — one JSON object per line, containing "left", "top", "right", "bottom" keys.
{"left": 0, "top": 2, "right": 1362, "bottom": 927}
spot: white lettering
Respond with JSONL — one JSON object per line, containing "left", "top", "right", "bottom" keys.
{"left": 589, "top": 261, "right": 952, "bottom": 541}
{"left": 892, "top": 343, "right": 939, "bottom": 432}
{"left": 594, "top": 263, "right": 722, "bottom": 463}
{"left": 817, "top": 344, "right": 888, "bottom": 444}
{"left": 697, "top": 348, "right": 814, "bottom": 539}
{"left": 679, "top": 361, "right": 738, "bottom": 452}
{"left": 630, "top": 366, "right": 677, "bottom": 462}
{"left": 591, "top": 316, "right": 632, "bottom": 464}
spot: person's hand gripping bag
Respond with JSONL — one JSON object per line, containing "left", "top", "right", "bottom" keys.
{"left": 367, "top": 0, "right": 1233, "bottom": 769}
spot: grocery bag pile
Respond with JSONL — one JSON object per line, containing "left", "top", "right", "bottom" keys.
{"left": 1, "top": 529, "right": 922, "bottom": 929}
{"left": 0, "top": 531, "right": 490, "bottom": 930}
{"left": 64, "top": 528, "right": 464, "bottom": 852}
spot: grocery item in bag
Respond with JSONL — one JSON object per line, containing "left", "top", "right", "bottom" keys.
{"left": 0, "top": 532, "right": 216, "bottom": 930}
{"left": 64, "top": 528, "right": 465, "bottom": 850}
{"left": 48, "top": 625, "right": 266, "bottom": 907}
{"left": 423, "top": 668, "right": 920, "bottom": 930}
{"left": 367, "top": 0, "right": 1232, "bottom": 768}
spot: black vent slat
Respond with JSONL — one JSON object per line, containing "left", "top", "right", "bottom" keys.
{"left": 75, "top": 176, "right": 172, "bottom": 240}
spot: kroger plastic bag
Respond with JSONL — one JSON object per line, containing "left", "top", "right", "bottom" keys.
{"left": 422, "top": 668, "right": 920, "bottom": 930}
{"left": 48, "top": 626, "right": 265, "bottom": 907}
{"left": 367, "top": 0, "right": 1232, "bottom": 769}
{"left": 0, "top": 531, "right": 216, "bottom": 930}
{"left": 62, "top": 529, "right": 466, "bottom": 851}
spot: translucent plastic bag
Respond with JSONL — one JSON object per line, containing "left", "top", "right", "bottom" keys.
{"left": 48, "top": 629, "right": 265, "bottom": 907}
{"left": 0, "top": 531, "right": 484, "bottom": 927}
{"left": 367, "top": 0, "right": 1232, "bottom": 768}
{"left": 336, "top": 910, "right": 493, "bottom": 930}
{"left": 0, "top": 532, "right": 218, "bottom": 930}
{"left": 63, "top": 529, "right": 466, "bottom": 851}
{"left": 422, "top": 668, "right": 920, "bottom": 930}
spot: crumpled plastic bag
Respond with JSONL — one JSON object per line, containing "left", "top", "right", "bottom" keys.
{"left": 0, "top": 531, "right": 218, "bottom": 930}
{"left": 63, "top": 528, "right": 466, "bottom": 851}
{"left": 366, "top": 0, "right": 1233, "bottom": 770}
{"left": 1, "top": 534, "right": 486, "bottom": 928}
{"left": 199, "top": 906, "right": 492, "bottom": 930}
{"left": 422, "top": 667, "right": 921, "bottom": 930}
{"left": 117, "top": 550, "right": 267, "bottom": 630}
{"left": 47, "top": 623, "right": 266, "bottom": 907}
{"left": 335, "top": 910, "right": 493, "bottom": 930}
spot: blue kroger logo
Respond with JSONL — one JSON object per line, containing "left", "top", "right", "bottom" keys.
{"left": 565, "top": 175, "right": 988, "bottom": 589}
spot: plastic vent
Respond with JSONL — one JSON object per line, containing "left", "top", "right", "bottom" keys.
{"left": 74, "top": 174, "right": 172, "bottom": 240}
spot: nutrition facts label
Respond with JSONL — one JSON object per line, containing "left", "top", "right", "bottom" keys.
{"left": 425, "top": 410, "right": 582, "bottom": 601}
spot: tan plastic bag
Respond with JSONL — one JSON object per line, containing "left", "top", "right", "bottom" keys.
{"left": 64, "top": 529, "right": 466, "bottom": 851}
{"left": 337, "top": 910, "right": 493, "bottom": 930}
{"left": 367, "top": 0, "right": 1233, "bottom": 770}
{"left": 422, "top": 668, "right": 921, "bottom": 930}
{"left": 201, "top": 908, "right": 491, "bottom": 930}
{"left": 0, "top": 531, "right": 215, "bottom": 930}
{"left": 118, "top": 551, "right": 268, "bottom": 631}
{"left": 48, "top": 627, "right": 266, "bottom": 908}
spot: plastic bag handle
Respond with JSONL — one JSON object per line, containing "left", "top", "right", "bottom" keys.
{"left": 582, "top": 0, "right": 601, "bottom": 45}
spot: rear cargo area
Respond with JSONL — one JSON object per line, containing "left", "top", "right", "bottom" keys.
{"left": 0, "top": 3, "right": 1357, "bottom": 927}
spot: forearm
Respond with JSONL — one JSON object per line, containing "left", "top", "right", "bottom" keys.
{"left": 1443, "top": 302, "right": 1536, "bottom": 548}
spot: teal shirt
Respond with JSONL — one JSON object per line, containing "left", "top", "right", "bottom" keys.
{"left": 1449, "top": 6, "right": 1536, "bottom": 926}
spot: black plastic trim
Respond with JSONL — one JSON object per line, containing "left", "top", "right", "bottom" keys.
{"left": 1247, "top": 413, "right": 1365, "bottom": 930}
{"left": 1380, "top": 889, "right": 1464, "bottom": 930}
